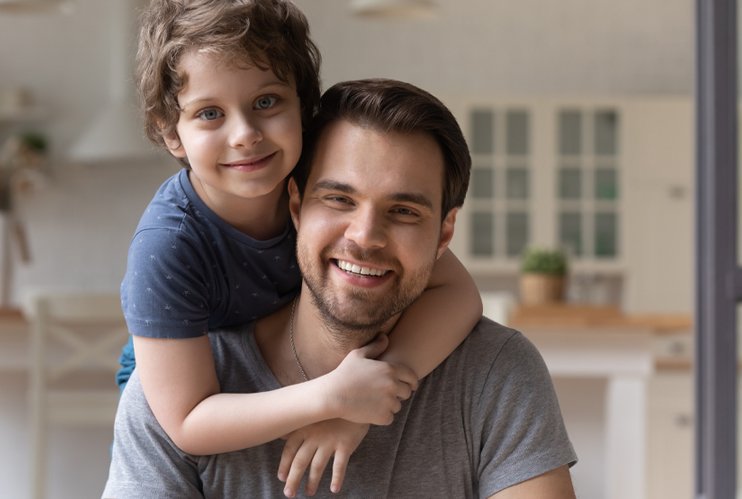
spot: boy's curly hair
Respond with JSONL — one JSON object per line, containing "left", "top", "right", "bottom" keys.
{"left": 136, "top": 0, "right": 321, "bottom": 158}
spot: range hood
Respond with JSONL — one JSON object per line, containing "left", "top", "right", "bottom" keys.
{"left": 68, "top": 0, "right": 157, "bottom": 163}
{"left": 349, "top": 0, "right": 438, "bottom": 19}
{"left": 0, "top": 0, "right": 72, "bottom": 14}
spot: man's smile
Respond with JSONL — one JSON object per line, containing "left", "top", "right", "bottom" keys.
{"left": 333, "top": 259, "right": 390, "bottom": 277}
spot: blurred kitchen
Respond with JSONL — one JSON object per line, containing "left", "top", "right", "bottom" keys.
{"left": 0, "top": 0, "right": 700, "bottom": 498}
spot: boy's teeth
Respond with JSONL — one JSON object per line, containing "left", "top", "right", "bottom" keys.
{"left": 337, "top": 260, "right": 388, "bottom": 277}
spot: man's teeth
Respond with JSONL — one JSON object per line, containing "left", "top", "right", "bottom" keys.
{"left": 336, "top": 260, "right": 389, "bottom": 277}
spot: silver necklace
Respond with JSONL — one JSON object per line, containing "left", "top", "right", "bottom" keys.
{"left": 289, "top": 296, "right": 308, "bottom": 382}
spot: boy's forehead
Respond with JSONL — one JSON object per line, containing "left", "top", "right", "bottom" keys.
{"left": 178, "top": 49, "right": 294, "bottom": 88}
{"left": 179, "top": 49, "right": 254, "bottom": 75}
{"left": 175, "top": 51, "right": 296, "bottom": 108}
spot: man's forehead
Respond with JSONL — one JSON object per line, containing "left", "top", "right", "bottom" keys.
{"left": 307, "top": 119, "right": 445, "bottom": 205}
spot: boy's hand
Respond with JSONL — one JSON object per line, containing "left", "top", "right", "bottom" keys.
{"left": 277, "top": 419, "right": 370, "bottom": 497}
{"left": 322, "top": 334, "right": 419, "bottom": 425}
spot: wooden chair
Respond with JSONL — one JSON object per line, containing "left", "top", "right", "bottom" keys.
{"left": 23, "top": 291, "right": 128, "bottom": 499}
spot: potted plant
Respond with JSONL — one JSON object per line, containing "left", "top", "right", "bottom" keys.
{"left": 519, "top": 247, "right": 568, "bottom": 305}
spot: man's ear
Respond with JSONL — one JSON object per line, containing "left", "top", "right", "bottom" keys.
{"left": 288, "top": 177, "right": 302, "bottom": 230}
{"left": 436, "top": 208, "right": 458, "bottom": 260}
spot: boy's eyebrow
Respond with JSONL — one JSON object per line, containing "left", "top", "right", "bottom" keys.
{"left": 312, "top": 180, "right": 357, "bottom": 195}
{"left": 312, "top": 179, "right": 435, "bottom": 211}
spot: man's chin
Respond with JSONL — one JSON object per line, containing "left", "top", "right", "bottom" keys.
{"left": 320, "top": 298, "right": 395, "bottom": 329}
{"left": 305, "top": 286, "right": 397, "bottom": 331}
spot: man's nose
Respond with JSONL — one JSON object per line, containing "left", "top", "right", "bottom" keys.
{"left": 229, "top": 114, "right": 263, "bottom": 148}
{"left": 344, "top": 207, "right": 387, "bottom": 250}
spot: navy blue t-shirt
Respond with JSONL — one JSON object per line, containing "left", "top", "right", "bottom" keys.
{"left": 117, "top": 169, "right": 301, "bottom": 389}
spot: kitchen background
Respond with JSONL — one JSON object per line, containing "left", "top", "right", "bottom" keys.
{"left": 0, "top": 0, "right": 703, "bottom": 498}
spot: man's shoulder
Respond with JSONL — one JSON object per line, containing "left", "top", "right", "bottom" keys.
{"left": 446, "top": 316, "right": 539, "bottom": 372}
{"left": 421, "top": 316, "right": 550, "bottom": 406}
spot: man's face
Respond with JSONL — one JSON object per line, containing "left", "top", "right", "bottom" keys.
{"left": 289, "top": 120, "right": 456, "bottom": 335}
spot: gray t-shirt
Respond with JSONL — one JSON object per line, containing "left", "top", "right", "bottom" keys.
{"left": 103, "top": 318, "right": 577, "bottom": 499}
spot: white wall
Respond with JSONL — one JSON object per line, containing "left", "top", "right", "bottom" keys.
{"left": 297, "top": 0, "right": 693, "bottom": 95}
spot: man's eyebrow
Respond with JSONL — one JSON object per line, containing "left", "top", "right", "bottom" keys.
{"left": 389, "top": 192, "right": 434, "bottom": 211}
{"left": 313, "top": 180, "right": 434, "bottom": 211}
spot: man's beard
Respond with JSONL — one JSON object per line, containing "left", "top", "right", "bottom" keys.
{"left": 296, "top": 238, "right": 437, "bottom": 347}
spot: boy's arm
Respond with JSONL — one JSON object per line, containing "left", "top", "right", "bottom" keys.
{"left": 379, "top": 248, "right": 482, "bottom": 379}
{"left": 134, "top": 333, "right": 416, "bottom": 456}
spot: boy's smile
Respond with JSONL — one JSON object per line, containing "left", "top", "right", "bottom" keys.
{"left": 165, "top": 51, "right": 303, "bottom": 237}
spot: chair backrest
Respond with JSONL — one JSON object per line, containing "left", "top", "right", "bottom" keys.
{"left": 23, "top": 291, "right": 128, "bottom": 384}
{"left": 24, "top": 291, "right": 129, "bottom": 499}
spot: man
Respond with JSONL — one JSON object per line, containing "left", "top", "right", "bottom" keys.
{"left": 104, "top": 79, "right": 577, "bottom": 498}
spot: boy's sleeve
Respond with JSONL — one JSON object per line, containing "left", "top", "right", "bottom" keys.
{"left": 475, "top": 330, "right": 578, "bottom": 497}
{"left": 121, "top": 228, "right": 211, "bottom": 339}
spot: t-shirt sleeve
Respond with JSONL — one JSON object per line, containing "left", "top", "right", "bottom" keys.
{"left": 475, "top": 330, "right": 577, "bottom": 497}
{"left": 121, "top": 228, "right": 211, "bottom": 339}
{"left": 103, "top": 371, "right": 204, "bottom": 499}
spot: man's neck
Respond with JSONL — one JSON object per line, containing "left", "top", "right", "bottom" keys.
{"left": 253, "top": 290, "right": 398, "bottom": 387}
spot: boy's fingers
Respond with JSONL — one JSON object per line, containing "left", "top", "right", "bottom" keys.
{"left": 331, "top": 449, "right": 351, "bottom": 494}
{"left": 285, "top": 445, "right": 317, "bottom": 498}
{"left": 357, "top": 333, "right": 388, "bottom": 359}
{"left": 395, "top": 364, "right": 419, "bottom": 390}
{"left": 391, "top": 398, "right": 402, "bottom": 414}
{"left": 278, "top": 435, "right": 304, "bottom": 482}
{"left": 396, "top": 382, "right": 413, "bottom": 401}
{"left": 305, "top": 447, "right": 333, "bottom": 496}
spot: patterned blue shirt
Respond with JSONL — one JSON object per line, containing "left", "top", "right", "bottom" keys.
{"left": 117, "top": 169, "right": 300, "bottom": 387}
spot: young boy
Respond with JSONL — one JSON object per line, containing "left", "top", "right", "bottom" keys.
{"left": 117, "top": 0, "right": 482, "bottom": 496}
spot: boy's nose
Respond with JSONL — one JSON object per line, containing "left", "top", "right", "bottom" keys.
{"left": 229, "top": 116, "right": 263, "bottom": 148}
{"left": 344, "top": 207, "right": 387, "bottom": 250}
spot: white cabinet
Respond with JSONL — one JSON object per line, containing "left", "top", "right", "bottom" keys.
{"left": 510, "top": 306, "right": 695, "bottom": 499}
{"left": 646, "top": 372, "right": 694, "bottom": 499}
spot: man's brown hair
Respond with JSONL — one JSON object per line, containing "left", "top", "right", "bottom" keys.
{"left": 292, "top": 79, "right": 471, "bottom": 220}
{"left": 136, "top": 0, "right": 321, "bottom": 162}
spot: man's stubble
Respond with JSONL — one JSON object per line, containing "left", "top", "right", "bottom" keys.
{"left": 295, "top": 236, "right": 438, "bottom": 348}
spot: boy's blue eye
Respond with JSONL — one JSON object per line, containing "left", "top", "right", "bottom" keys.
{"left": 198, "top": 109, "right": 223, "bottom": 121}
{"left": 254, "top": 96, "right": 278, "bottom": 110}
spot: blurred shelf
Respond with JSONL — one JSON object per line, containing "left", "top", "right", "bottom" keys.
{"left": 0, "top": 107, "right": 49, "bottom": 123}
{"left": 509, "top": 304, "right": 692, "bottom": 333}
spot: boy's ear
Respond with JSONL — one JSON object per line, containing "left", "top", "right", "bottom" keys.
{"left": 163, "top": 131, "right": 187, "bottom": 158}
{"left": 436, "top": 208, "right": 458, "bottom": 260}
{"left": 288, "top": 178, "right": 302, "bottom": 230}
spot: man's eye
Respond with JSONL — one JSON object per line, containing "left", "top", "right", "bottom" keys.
{"left": 393, "top": 208, "right": 416, "bottom": 216}
{"left": 254, "top": 96, "right": 278, "bottom": 110}
{"left": 197, "top": 109, "right": 223, "bottom": 121}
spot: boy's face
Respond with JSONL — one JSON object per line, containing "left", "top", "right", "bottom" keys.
{"left": 165, "top": 51, "right": 303, "bottom": 213}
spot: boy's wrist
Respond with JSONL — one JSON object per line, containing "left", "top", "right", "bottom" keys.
{"left": 313, "top": 372, "right": 345, "bottom": 421}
